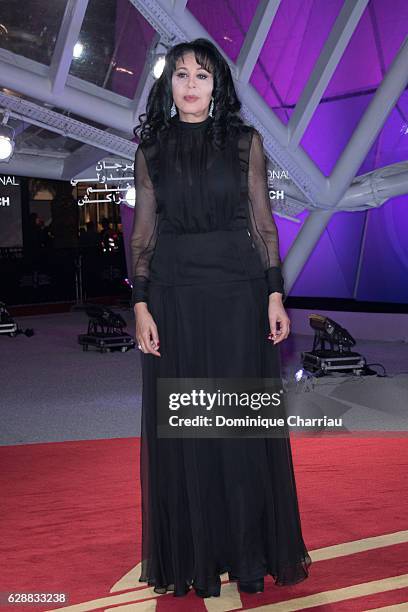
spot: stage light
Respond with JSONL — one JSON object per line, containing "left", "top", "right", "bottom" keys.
{"left": 0, "top": 120, "right": 15, "bottom": 162}
{"left": 77, "top": 304, "right": 135, "bottom": 353}
{"left": 308, "top": 314, "right": 355, "bottom": 349}
{"left": 301, "top": 314, "right": 367, "bottom": 376}
{"left": 0, "top": 301, "right": 34, "bottom": 337}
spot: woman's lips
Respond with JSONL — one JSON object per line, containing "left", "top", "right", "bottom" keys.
{"left": 184, "top": 96, "right": 199, "bottom": 102}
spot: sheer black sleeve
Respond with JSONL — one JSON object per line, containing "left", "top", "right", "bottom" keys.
{"left": 130, "top": 145, "right": 159, "bottom": 306}
{"left": 248, "top": 128, "right": 285, "bottom": 298}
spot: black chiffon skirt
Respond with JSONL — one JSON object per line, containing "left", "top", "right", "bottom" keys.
{"left": 138, "top": 230, "right": 312, "bottom": 596}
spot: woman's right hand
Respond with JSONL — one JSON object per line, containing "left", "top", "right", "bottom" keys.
{"left": 134, "top": 303, "right": 161, "bottom": 357}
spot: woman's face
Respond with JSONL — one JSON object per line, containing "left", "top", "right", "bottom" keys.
{"left": 171, "top": 52, "right": 214, "bottom": 121}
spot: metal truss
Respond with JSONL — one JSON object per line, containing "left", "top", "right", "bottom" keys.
{"left": 0, "top": 92, "right": 136, "bottom": 158}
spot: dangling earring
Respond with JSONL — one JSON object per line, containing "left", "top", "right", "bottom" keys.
{"left": 170, "top": 101, "right": 177, "bottom": 117}
{"left": 209, "top": 96, "right": 214, "bottom": 117}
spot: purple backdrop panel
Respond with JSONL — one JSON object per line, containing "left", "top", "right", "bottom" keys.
{"left": 374, "top": 0, "right": 408, "bottom": 71}
{"left": 251, "top": 0, "right": 342, "bottom": 118}
{"left": 358, "top": 90, "right": 408, "bottom": 175}
{"left": 279, "top": 210, "right": 365, "bottom": 298}
{"left": 300, "top": 88, "right": 407, "bottom": 182}
{"left": 300, "top": 93, "right": 375, "bottom": 176}
{"left": 187, "top": 0, "right": 259, "bottom": 63}
{"left": 357, "top": 195, "right": 408, "bottom": 303}
{"left": 324, "top": 7, "right": 381, "bottom": 98}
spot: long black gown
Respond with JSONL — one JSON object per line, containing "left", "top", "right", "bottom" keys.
{"left": 130, "top": 113, "right": 312, "bottom": 596}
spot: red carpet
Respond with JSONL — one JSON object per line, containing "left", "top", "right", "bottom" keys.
{"left": 1, "top": 435, "right": 407, "bottom": 611}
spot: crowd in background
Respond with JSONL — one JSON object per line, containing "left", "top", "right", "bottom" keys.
{"left": 26, "top": 213, "right": 123, "bottom": 259}
{"left": 19, "top": 213, "right": 126, "bottom": 302}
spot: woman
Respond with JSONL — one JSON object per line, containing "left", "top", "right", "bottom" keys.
{"left": 131, "top": 38, "right": 311, "bottom": 599}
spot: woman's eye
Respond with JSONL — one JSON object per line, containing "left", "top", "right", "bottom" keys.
{"left": 176, "top": 73, "right": 208, "bottom": 79}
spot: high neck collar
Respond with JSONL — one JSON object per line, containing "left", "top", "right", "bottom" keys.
{"left": 171, "top": 114, "right": 212, "bottom": 129}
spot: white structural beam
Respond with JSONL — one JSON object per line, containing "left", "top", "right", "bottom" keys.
{"left": 329, "top": 35, "right": 408, "bottom": 202}
{"left": 132, "top": 72, "right": 157, "bottom": 125}
{"left": 337, "top": 161, "right": 408, "bottom": 211}
{"left": 288, "top": 0, "right": 369, "bottom": 149}
{"left": 62, "top": 127, "right": 131, "bottom": 179}
{"left": 173, "top": 0, "right": 188, "bottom": 17}
{"left": 235, "top": 80, "right": 328, "bottom": 205}
{"left": 129, "top": 0, "right": 187, "bottom": 42}
{"left": 62, "top": 144, "right": 114, "bottom": 180}
{"left": 0, "top": 154, "right": 64, "bottom": 179}
{"left": 131, "top": 33, "right": 160, "bottom": 121}
{"left": 271, "top": 160, "right": 408, "bottom": 217}
{"left": 0, "top": 51, "right": 134, "bottom": 133}
{"left": 235, "top": 0, "right": 281, "bottom": 85}
{"left": 49, "top": 0, "right": 90, "bottom": 95}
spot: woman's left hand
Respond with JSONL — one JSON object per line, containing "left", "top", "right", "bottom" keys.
{"left": 267, "top": 293, "right": 290, "bottom": 345}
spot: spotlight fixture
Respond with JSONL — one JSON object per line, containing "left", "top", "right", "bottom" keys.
{"left": 0, "top": 112, "right": 15, "bottom": 162}
{"left": 78, "top": 304, "right": 135, "bottom": 353}
{"left": 0, "top": 301, "right": 34, "bottom": 337}
{"left": 301, "top": 314, "right": 367, "bottom": 376}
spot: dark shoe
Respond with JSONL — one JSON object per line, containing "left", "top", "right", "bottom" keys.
{"left": 194, "top": 575, "right": 221, "bottom": 598}
{"left": 238, "top": 577, "right": 264, "bottom": 593}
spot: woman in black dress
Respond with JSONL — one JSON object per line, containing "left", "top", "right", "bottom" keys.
{"left": 131, "top": 38, "right": 311, "bottom": 599}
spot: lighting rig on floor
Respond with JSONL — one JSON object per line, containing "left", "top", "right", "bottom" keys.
{"left": 301, "top": 313, "right": 376, "bottom": 377}
{"left": 77, "top": 304, "right": 135, "bottom": 353}
{"left": 0, "top": 301, "right": 34, "bottom": 337}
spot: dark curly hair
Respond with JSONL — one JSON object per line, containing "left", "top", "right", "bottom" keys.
{"left": 133, "top": 38, "right": 246, "bottom": 150}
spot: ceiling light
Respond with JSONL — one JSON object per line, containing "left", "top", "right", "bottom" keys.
{"left": 73, "top": 42, "right": 84, "bottom": 59}
{"left": 0, "top": 115, "right": 15, "bottom": 162}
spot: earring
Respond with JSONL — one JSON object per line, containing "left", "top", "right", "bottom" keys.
{"left": 170, "top": 101, "right": 177, "bottom": 117}
{"left": 209, "top": 96, "right": 214, "bottom": 117}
